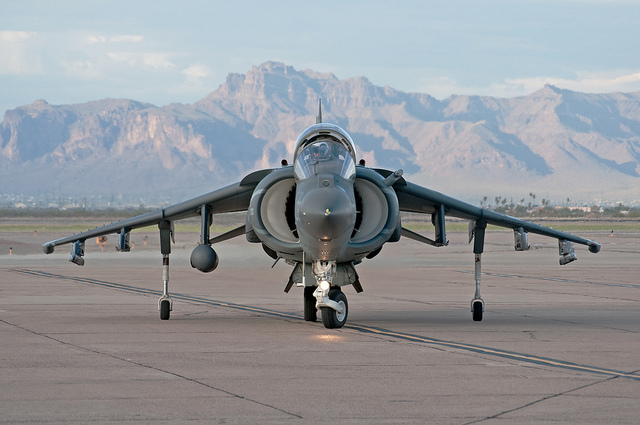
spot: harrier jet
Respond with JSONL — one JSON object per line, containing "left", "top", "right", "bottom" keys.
{"left": 43, "top": 102, "right": 601, "bottom": 328}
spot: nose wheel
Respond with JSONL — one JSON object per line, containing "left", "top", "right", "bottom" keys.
{"left": 320, "top": 289, "right": 348, "bottom": 329}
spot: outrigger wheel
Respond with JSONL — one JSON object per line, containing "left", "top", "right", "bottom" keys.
{"left": 472, "top": 300, "right": 483, "bottom": 322}
{"left": 321, "top": 289, "right": 348, "bottom": 329}
{"left": 160, "top": 299, "right": 171, "bottom": 320}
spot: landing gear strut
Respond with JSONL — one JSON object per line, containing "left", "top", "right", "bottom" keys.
{"left": 158, "top": 220, "right": 173, "bottom": 321}
{"left": 471, "top": 253, "right": 484, "bottom": 321}
{"left": 159, "top": 254, "right": 173, "bottom": 320}
{"left": 310, "top": 260, "right": 349, "bottom": 329}
{"left": 470, "top": 220, "right": 486, "bottom": 322}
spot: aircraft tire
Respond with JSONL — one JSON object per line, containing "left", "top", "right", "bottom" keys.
{"left": 472, "top": 300, "right": 483, "bottom": 322}
{"left": 321, "top": 289, "right": 348, "bottom": 329}
{"left": 304, "top": 286, "right": 317, "bottom": 322}
{"left": 160, "top": 300, "right": 171, "bottom": 320}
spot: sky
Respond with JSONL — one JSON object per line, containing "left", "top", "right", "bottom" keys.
{"left": 2, "top": 0, "right": 640, "bottom": 116}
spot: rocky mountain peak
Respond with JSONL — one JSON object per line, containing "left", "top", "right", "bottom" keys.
{"left": 2, "top": 63, "right": 640, "bottom": 204}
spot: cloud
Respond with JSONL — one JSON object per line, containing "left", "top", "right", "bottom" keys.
{"left": 0, "top": 31, "right": 31, "bottom": 42}
{"left": 415, "top": 76, "right": 468, "bottom": 99}
{"left": 62, "top": 59, "right": 102, "bottom": 79}
{"left": 87, "top": 35, "right": 108, "bottom": 44}
{"left": 107, "top": 52, "right": 136, "bottom": 66}
{"left": 417, "top": 70, "right": 640, "bottom": 99}
{"left": 110, "top": 35, "right": 144, "bottom": 43}
{"left": 87, "top": 34, "right": 144, "bottom": 44}
{"left": 0, "top": 31, "right": 45, "bottom": 74}
{"left": 504, "top": 71, "right": 640, "bottom": 95}
{"left": 182, "top": 64, "right": 211, "bottom": 83}
{"left": 107, "top": 52, "right": 175, "bottom": 69}
{"left": 143, "top": 53, "right": 174, "bottom": 69}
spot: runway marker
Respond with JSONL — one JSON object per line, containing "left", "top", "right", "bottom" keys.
{"left": 13, "top": 268, "right": 640, "bottom": 382}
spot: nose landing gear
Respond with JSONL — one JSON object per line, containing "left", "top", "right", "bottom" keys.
{"left": 319, "top": 289, "right": 348, "bottom": 329}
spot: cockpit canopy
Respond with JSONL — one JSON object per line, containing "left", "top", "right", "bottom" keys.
{"left": 293, "top": 124, "right": 357, "bottom": 180}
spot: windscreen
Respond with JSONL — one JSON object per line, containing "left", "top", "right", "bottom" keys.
{"left": 294, "top": 138, "right": 356, "bottom": 180}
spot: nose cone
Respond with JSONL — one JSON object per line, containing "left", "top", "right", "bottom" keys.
{"left": 296, "top": 186, "right": 355, "bottom": 241}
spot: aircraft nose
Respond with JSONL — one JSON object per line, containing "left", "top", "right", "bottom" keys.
{"left": 296, "top": 186, "right": 355, "bottom": 241}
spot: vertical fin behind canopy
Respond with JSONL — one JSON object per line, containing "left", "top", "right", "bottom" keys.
{"left": 316, "top": 98, "right": 322, "bottom": 124}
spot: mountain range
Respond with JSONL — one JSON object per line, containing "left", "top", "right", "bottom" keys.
{"left": 2, "top": 61, "right": 640, "bottom": 206}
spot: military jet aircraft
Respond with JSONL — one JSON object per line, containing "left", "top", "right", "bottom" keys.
{"left": 43, "top": 102, "right": 601, "bottom": 328}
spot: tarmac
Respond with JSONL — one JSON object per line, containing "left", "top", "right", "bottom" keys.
{"left": 1, "top": 223, "right": 639, "bottom": 424}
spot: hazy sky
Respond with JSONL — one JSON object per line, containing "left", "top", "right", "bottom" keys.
{"left": 2, "top": 0, "right": 640, "bottom": 115}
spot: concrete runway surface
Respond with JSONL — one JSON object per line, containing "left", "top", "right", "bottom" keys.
{"left": 1, "top": 224, "right": 639, "bottom": 424}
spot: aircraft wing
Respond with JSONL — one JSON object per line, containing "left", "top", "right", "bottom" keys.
{"left": 391, "top": 176, "right": 601, "bottom": 253}
{"left": 43, "top": 169, "right": 274, "bottom": 254}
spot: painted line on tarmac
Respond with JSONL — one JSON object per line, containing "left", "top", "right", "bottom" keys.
{"left": 13, "top": 268, "right": 640, "bottom": 382}
{"left": 347, "top": 323, "right": 640, "bottom": 381}
{"left": 12, "top": 268, "right": 302, "bottom": 321}
{"left": 458, "top": 270, "right": 640, "bottom": 288}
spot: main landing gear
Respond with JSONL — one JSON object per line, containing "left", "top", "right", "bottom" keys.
{"left": 303, "top": 286, "right": 317, "bottom": 322}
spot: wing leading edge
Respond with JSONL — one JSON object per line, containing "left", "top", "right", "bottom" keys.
{"left": 381, "top": 171, "right": 600, "bottom": 321}
{"left": 42, "top": 169, "right": 273, "bottom": 254}
{"left": 393, "top": 177, "right": 600, "bottom": 253}
{"left": 42, "top": 168, "right": 278, "bottom": 320}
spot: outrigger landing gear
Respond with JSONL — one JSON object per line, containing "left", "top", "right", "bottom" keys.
{"left": 471, "top": 253, "right": 484, "bottom": 321}
{"left": 159, "top": 254, "right": 173, "bottom": 320}
{"left": 470, "top": 220, "right": 486, "bottom": 322}
{"left": 158, "top": 220, "right": 173, "bottom": 321}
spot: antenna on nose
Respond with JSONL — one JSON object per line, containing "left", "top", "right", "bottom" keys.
{"left": 316, "top": 98, "right": 322, "bottom": 124}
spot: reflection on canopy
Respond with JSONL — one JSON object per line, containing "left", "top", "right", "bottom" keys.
{"left": 294, "top": 139, "right": 356, "bottom": 180}
{"left": 293, "top": 124, "right": 357, "bottom": 180}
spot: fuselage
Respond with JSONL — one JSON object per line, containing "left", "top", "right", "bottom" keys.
{"left": 293, "top": 124, "right": 358, "bottom": 261}
{"left": 245, "top": 122, "right": 401, "bottom": 280}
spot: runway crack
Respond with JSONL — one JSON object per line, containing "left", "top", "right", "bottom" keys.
{"left": 11, "top": 268, "right": 640, "bottom": 383}
{"left": 462, "top": 376, "right": 625, "bottom": 425}
{"left": 0, "top": 318, "right": 303, "bottom": 420}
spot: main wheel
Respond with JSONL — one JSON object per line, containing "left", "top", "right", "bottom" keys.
{"left": 472, "top": 300, "right": 483, "bottom": 322}
{"left": 304, "top": 286, "right": 317, "bottom": 322}
{"left": 160, "top": 299, "right": 171, "bottom": 320}
{"left": 321, "top": 289, "right": 348, "bottom": 329}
